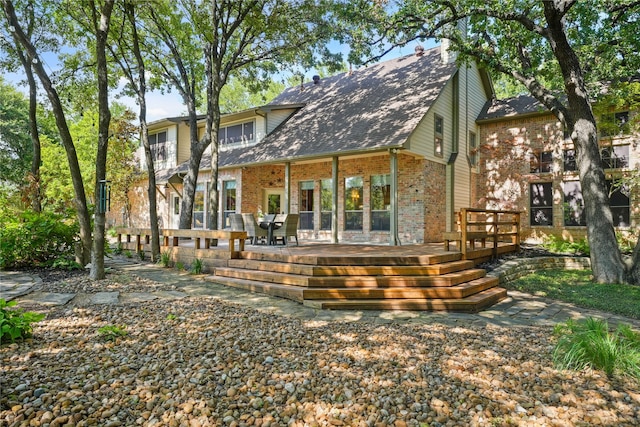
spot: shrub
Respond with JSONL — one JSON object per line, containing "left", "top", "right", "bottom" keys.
{"left": 542, "top": 234, "right": 590, "bottom": 256}
{"left": 553, "top": 317, "right": 640, "bottom": 380}
{"left": 175, "top": 261, "right": 185, "bottom": 271}
{"left": 0, "top": 299, "right": 46, "bottom": 344}
{"left": 0, "top": 210, "right": 79, "bottom": 269}
{"left": 190, "top": 258, "right": 204, "bottom": 274}
{"left": 159, "top": 250, "right": 172, "bottom": 267}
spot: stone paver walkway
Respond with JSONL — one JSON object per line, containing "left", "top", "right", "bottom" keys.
{"left": 2, "top": 258, "right": 639, "bottom": 330}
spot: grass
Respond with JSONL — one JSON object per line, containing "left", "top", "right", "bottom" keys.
{"left": 505, "top": 269, "right": 640, "bottom": 320}
{"left": 553, "top": 317, "right": 640, "bottom": 380}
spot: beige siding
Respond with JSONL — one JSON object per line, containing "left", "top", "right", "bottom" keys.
{"left": 407, "top": 78, "right": 455, "bottom": 163}
{"left": 267, "top": 109, "right": 296, "bottom": 134}
{"left": 176, "top": 122, "right": 190, "bottom": 164}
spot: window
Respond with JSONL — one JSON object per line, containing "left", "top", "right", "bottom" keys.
{"left": 193, "top": 183, "right": 206, "bottom": 229}
{"left": 609, "top": 181, "right": 631, "bottom": 227}
{"left": 563, "top": 181, "right": 585, "bottom": 226}
{"left": 468, "top": 131, "right": 478, "bottom": 167}
{"left": 562, "top": 180, "right": 630, "bottom": 227}
{"left": 222, "top": 181, "right": 236, "bottom": 229}
{"left": 299, "top": 181, "right": 314, "bottom": 230}
{"left": 219, "top": 121, "right": 254, "bottom": 145}
{"left": 434, "top": 114, "right": 443, "bottom": 157}
{"left": 345, "top": 176, "right": 363, "bottom": 231}
{"left": 370, "top": 174, "right": 390, "bottom": 231}
{"left": 149, "top": 130, "right": 167, "bottom": 161}
{"left": 563, "top": 149, "right": 577, "bottom": 172}
{"left": 601, "top": 145, "right": 630, "bottom": 169}
{"left": 320, "top": 179, "right": 332, "bottom": 230}
{"left": 600, "top": 111, "right": 630, "bottom": 137}
{"left": 530, "top": 182, "right": 553, "bottom": 226}
{"left": 530, "top": 150, "right": 552, "bottom": 173}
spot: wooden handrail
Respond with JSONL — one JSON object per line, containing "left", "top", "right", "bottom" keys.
{"left": 445, "top": 209, "right": 521, "bottom": 258}
{"left": 116, "top": 227, "right": 247, "bottom": 254}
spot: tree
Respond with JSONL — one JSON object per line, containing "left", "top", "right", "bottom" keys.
{"left": 143, "top": 0, "right": 338, "bottom": 231}
{"left": 107, "top": 0, "right": 162, "bottom": 262}
{"left": 337, "top": 0, "right": 640, "bottom": 285}
{"left": 0, "top": 76, "right": 32, "bottom": 187}
{"left": 3, "top": 0, "right": 94, "bottom": 265}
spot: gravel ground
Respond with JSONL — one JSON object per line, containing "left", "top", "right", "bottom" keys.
{"left": 2, "top": 267, "right": 639, "bottom": 426}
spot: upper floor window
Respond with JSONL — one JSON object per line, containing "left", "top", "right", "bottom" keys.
{"left": 434, "top": 114, "right": 443, "bottom": 157}
{"left": 530, "top": 150, "right": 552, "bottom": 173}
{"left": 601, "top": 144, "right": 629, "bottom": 169}
{"left": 219, "top": 121, "right": 254, "bottom": 145}
{"left": 149, "top": 130, "right": 167, "bottom": 161}
{"left": 468, "top": 131, "right": 478, "bottom": 167}
{"left": 600, "top": 111, "right": 630, "bottom": 137}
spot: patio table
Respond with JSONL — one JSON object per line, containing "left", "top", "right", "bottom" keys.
{"left": 259, "top": 219, "right": 283, "bottom": 245}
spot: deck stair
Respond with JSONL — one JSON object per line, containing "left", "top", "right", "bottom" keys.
{"left": 205, "top": 251, "right": 506, "bottom": 312}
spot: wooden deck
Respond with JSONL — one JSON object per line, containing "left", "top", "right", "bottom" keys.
{"left": 205, "top": 243, "right": 513, "bottom": 312}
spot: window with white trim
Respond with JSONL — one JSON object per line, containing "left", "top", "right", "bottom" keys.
{"left": 218, "top": 121, "right": 254, "bottom": 145}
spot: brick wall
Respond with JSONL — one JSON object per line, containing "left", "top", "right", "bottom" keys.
{"left": 477, "top": 113, "right": 639, "bottom": 241}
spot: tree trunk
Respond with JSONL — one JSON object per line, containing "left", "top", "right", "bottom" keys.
{"left": 544, "top": 3, "right": 626, "bottom": 283}
{"left": 23, "top": 59, "right": 41, "bottom": 212}
{"left": 628, "top": 236, "right": 640, "bottom": 286}
{"left": 90, "top": 0, "right": 114, "bottom": 281}
{"left": 126, "top": 1, "right": 160, "bottom": 262}
{"left": 3, "top": 0, "right": 92, "bottom": 265}
{"left": 179, "top": 143, "right": 207, "bottom": 229}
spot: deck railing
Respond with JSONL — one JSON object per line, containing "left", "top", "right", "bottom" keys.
{"left": 116, "top": 228, "right": 247, "bottom": 255}
{"left": 443, "top": 208, "right": 521, "bottom": 259}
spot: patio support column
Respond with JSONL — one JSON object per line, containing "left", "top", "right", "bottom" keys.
{"left": 332, "top": 156, "right": 339, "bottom": 243}
{"left": 284, "top": 162, "right": 291, "bottom": 214}
{"left": 390, "top": 149, "right": 400, "bottom": 246}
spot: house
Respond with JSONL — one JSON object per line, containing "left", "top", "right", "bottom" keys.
{"left": 476, "top": 95, "right": 639, "bottom": 242}
{"left": 118, "top": 43, "right": 493, "bottom": 244}
{"left": 115, "top": 42, "right": 638, "bottom": 245}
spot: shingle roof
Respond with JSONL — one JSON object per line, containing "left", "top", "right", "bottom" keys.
{"left": 218, "top": 46, "right": 457, "bottom": 167}
{"left": 476, "top": 94, "right": 551, "bottom": 122}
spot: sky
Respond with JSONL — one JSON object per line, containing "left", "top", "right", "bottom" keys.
{"left": 5, "top": 39, "right": 437, "bottom": 123}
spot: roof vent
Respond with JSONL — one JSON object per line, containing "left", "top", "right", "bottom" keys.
{"left": 415, "top": 44, "right": 425, "bottom": 57}
{"left": 312, "top": 75, "right": 320, "bottom": 84}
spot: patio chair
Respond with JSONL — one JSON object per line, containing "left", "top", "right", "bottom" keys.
{"left": 241, "top": 213, "right": 268, "bottom": 245}
{"left": 271, "top": 213, "right": 299, "bottom": 246}
{"left": 229, "top": 214, "right": 244, "bottom": 231}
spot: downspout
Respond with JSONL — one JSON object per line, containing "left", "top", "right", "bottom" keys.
{"left": 447, "top": 73, "right": 460, "bottom": 232}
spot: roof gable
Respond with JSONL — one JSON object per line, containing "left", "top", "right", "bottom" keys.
{"left": 220, "top": 46, "right": 458, "bottom": 167}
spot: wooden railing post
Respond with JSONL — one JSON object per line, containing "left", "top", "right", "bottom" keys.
{"left": 492, "top": 212, "right": 498, "bottom": 259}
{"left": 460, "top": 208, "right": 468, "bottom": 259}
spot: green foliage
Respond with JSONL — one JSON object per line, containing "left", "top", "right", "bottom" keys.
{"left": 124, "top": 250, "right": 133, "bottom": 258}
{"left": 0, "top": 76, "right": 32, "bottom": 187}
{"left": 175, "top": 261, "right": 185, "bottom": 271}
{"left": 553, "top": 318, "right": 640, "bottom": 380}
{"left": 50, "top": 258, "right": 82, "bottom": 271}
{"left": 0, "top": 209, "right": 79, "bottom": 269}
{"left": 138, "top": 249, "right": 145, "bottom": 261}
{"left": 0, "top": 299, "right": 46, "bottom": 344}
{"left": 159, "top": 250, "right": 172, "bottom": 267}
{"left": 113, "top": 243, "right": 123, "bottom": 255}
{"left": 190, "top": 258, "right": 204, "bottom": 275}
{"left": 541, "top": 235, "right": 590, "bottom": 256}
{"left": 97, "top": 324, "right": 127, "bottom": 341}
{"left": 617, "top": 230, "right": 639, "bottom": 255}
{"left": 166, "top": 313, "right": 177, "bottom": 321}
{"left": 506, "top": 269, "right": 640, "bottom": 320}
